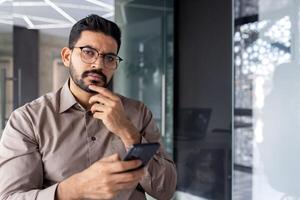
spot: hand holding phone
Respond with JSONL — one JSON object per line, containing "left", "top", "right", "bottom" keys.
{"left": 122, "top": 143, "right": 160, "bottom": 169}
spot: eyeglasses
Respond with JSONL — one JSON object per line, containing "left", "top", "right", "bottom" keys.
{"left": 72, "top": 46, "right": 123, "bottom": 70}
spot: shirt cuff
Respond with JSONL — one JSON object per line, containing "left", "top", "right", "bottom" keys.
{"left": 36, "top": 183, "right": 59, "bottom": 200}
{"left": 140, "top": 136, "right": 149, "bottom": 144}
{"left": 125, "top": 135, "right": 146, "bottom": 151}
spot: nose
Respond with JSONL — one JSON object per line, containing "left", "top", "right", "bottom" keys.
{"left": 91, "top": 55, "right": 104, "bottom": 69}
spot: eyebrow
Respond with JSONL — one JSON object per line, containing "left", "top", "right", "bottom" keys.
{"left": 81, "top": 45, "right": 118, "bottom": 56}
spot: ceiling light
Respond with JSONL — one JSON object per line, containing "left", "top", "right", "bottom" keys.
{"left": 0, "top": 0, "right": 115, "bottom": 31}
{"left": 13, "top": 1, "right": 46, "bottom": 6}
{"left": 13, "top": 13, "right": 67, "bottom": 24}
{"left": 85, "top": 0, "right": 114, "bottom": 11}
{"left": 30, "top": 23, "right": 73, "bottom": 29}
{"left": 56, "top": 3, "right": 107, "bottom": 11}
{"left": 13, "top": 1, "right": 108, "bottom": 12}
{"left": 44, "top": 0, "right": 76, "bottom": 23}
{"left": 23, "top": 15, "right": 34, "bottom": 28}
{"left": 101, "top": 11, "right": 114, "bottom": 18}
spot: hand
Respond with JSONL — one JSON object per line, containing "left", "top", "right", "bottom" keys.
{"left": 88, "top": 85, "right": 141, "bottom": 147}
{"left": 56, "top": 154, "right": 145, "bottom": 200}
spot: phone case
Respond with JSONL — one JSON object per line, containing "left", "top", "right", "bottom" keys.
{"left": 123, "top": 143, "right": 160, "bottom": 166}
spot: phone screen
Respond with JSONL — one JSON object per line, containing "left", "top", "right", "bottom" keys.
{"left": 122, "top": 143, "right": 160, "bottom": 168}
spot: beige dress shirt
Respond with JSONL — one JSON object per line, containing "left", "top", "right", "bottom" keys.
{"left": 0, "top": 81, "right": 177, "bottom": 200}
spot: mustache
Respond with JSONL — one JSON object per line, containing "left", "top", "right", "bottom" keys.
{"left": 82, "top": 69, "right": 107, "bottom": 83}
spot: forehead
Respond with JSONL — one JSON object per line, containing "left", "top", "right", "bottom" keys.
{"left": 75, "top": 30, "right": 118, "bottom": 53}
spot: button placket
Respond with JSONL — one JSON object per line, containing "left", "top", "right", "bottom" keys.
{"left": 85, "top": 112, "right": 96, "bottom": 143}
{"left": 87, "top": 114, "right": 108, "bottom": 164}
{"left": 83, "top": 111, "right": 92, "bottom": 166}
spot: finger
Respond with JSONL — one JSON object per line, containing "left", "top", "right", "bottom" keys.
{"left": 105, "top": 160, "right": 143, "bottom": 174}
{"left": 90, "top": 103, "right": 106, "bottom": 114}
{"left": 112, "top": 167, "right": 145, "bottom": 183}
{"left": 90, "top": 181, "right": 139, "bottom": 198}
{"left": 113, "top": 180, "right": 140, "bottom": 191}
{"left": 88, "top": 84, "right": 104, "bottom": 93}
{"left": 100, "top": 153, "right": 121, "bottom": 162}
{"left": 89, "top": 94, "right": 112, "bottom": 106}
{"left": 89, "top": 85, "right": 119, "bottom": 101}
{"left": 93, "top": 112, "right": 105, "bottom": 120}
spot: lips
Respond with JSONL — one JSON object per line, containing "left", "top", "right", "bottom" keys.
{"left": 82, "top": 70, "right": 107, "bottom": 86}
{"left": 87, "top": 73, "right": 101, "bottom": 80}
{"left": 86, "top": 73, "right": 107, "bottom": 86}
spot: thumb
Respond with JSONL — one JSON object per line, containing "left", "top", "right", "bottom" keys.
{"left": 100, "top": 153, "right": 121, "bottom": 162}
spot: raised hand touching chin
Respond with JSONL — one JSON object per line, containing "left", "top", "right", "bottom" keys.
{"left": 88, "top": 85, "right": 141, "bottom": 148}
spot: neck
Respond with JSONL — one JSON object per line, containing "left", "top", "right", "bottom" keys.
{"left": 69, "top": 79, "right": 93, "bottom": 109}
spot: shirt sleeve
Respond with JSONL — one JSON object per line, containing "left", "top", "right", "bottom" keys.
{"left": 138, "top": 105, "right": 177, "bottom": 200}
{"left": 0, "top": 109, "right": 58, "bottom": 200}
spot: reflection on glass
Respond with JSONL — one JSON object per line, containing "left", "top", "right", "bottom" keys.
{"left": 234, "top": 0, "right": 300, "bottom": 199}
{"left": 114, "top": 0, "right": 174, "bottom": 154}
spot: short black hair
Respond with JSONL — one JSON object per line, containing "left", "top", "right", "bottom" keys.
{"left": 68, "top": 14, "right": 121, "bottom": 52}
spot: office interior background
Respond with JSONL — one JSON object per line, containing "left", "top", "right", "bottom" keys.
{"left": 0, "top": 0, "right": 299, "bottom": 199}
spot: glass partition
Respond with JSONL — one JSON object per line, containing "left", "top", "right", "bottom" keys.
{"left": 234, "top": 0, "right": 300, "bottom": 199}
{"left": 114, "top": 0, "right": 174, "bottom": 154}
{"left": 0, "top": 0, "right": 13, "bottom": 136}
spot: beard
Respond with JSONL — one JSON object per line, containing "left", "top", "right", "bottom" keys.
{"left": 69, "top": 61, "right": 108, "bottom": 94}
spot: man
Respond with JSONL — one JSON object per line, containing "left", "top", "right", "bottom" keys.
{"left": 0, "top": 14, "right": 177, "bottom": 200}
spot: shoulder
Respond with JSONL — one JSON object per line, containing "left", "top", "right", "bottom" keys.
{"left": 12, "top": 89, "right": 61, "bottom": 120}
{"left": 4, "top": 89, "right": 61, "bottom": 141}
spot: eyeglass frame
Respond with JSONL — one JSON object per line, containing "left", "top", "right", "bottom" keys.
{"left": 70, "top": 45, "right": 123, "bottom": 70}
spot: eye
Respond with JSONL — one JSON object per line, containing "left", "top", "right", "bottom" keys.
{"left": 82, "top": 48, "right": 96, "bottom": 57}
{"left": 105, "top": 54, "right": 116, "bottom": 62}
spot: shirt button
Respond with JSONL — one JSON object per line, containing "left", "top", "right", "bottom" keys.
{"left": 91, "top": 136, "right": 96, "bottom": 141}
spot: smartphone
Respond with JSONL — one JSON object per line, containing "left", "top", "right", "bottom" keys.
{"left": 123, "top": 143, "right": 160, "bottom": 169}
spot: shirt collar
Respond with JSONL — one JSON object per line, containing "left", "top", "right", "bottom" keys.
{"left": 59, "top": 79, "right": 78, "bottom": 113}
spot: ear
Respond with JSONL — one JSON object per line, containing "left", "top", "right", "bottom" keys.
{"left": 61, "top": 47, "right": 72, "bottom": 68}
